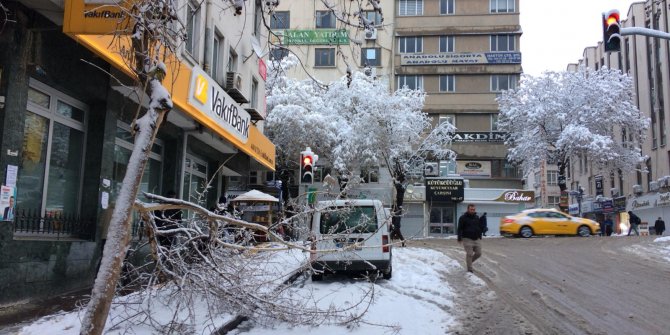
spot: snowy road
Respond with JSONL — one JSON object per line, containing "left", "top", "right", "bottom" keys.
{"left": 420, "top": 236, "right": 670, "bottom": 335}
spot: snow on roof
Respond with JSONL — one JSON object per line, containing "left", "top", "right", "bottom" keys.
{"left": 232, "top": 189, "right": 279, "bottom": 202}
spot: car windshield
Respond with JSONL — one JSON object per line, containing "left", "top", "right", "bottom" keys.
{"left": 320, "top": 206, "right": 377, "bottom": 234}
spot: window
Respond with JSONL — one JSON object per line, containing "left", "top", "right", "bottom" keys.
{"left": 490, "top": 0, "right": 515, "bottom": 13}
{"left": 439, "top": 160, "right": 457, "bottom": 176}
{"left": 270, "top": 47, "right": 289, "bottom": 61}
{"left": 320, "top": 206, "right": 378, "bottom": 234}
{"left": 315, "top": 48, "right": 335, "bottom": 67}
{"left": 113, "top": 122, "right": 163, "bottom": 203}
{"left": 398, "top": 36, "right": 423, "bottom": 53}
{"left": 439, "top": 36, "right": 454, "bottom": 53}
{"left": 491, "top": 74, "right": 518, "bottom": 92}
{"left": 185, "top": 1, "right": 200, "bottom": 56}
{"left": 547, "top": 196, "right": 560, "bottom": 207}
{"left": 251, "top": 78, "right": 258, "bottom": 108}
{"left": 429, "top": 206, "right": 455, "bottom": 235}
{"left": 439, "top": 75, "right": 455, "bottom": 92}
{"left": 316, "top": 10, "right": 336, "bottom": 28}
{"left": 360, "top": 166, "right": 379, "bottom": 183}
{"left": 183, "top": 155, "right": 208, "bottom": 215}
{"left": 399, "top": 0, "right": 423, "bottom": 16}
{"left": 547, "top": 170, "right": 558, "bottom": 186}
{"left": 271, "top": 11, "right": 290, "bottom": 29}
{"left": 253, "top": 0, "right": 262, "bottom": 37}
{"left": 249, "top": 171, "right": 258, "bottom": 185}
{"left": 362, "top": 10, "right": 383, "bottom": 26}
{"left": 491, "top": 114, "right": 499, "bottom": 131}
{"left": 227, "top": 48, "right": 237, "bottom": 72}
{"left": 212, "top": 32, "right": 224, "bottom": 84}
{"left": 397, "top": 75, "right": 423, "bottom": 90}
{"left": 361, "top": 48, "right": 381, "bottom": 67}
{"left": 491, "top": 34, "right": 515, "bottom": 51}
{"left": 440, "top": 0, "right": 454, "bottom": 14}
{"left": 439, "top": 114, "right": 455, "bottom": 126}
{"left": 18, "top": 80, "right": 88, "bottom": 219}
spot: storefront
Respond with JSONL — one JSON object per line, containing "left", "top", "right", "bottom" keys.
{"left": 425, "top": 178, "right": 464, "bottom": 236}
{"left": 458, "top": 189, "right": 535, "bottom": 235}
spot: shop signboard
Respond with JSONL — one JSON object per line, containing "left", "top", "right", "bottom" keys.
{"left": 452, "top": 132, "right": 507, "bottom": 143}
{"left": 400, "top": 52, "right": 521, "bottom": 66}
{"left": 613, "top": 196, "right": 627, "bottom": 211}
{"left": 657, "top": 192, "right": 670, "bottom": 207}
{"left": 457, "top": 161, "right": 491, "bottom": 178}
{"left": 601, "top": 199, "right": 614, "bottom": 213}
{"left": 492, "top": 190, "right": 534, "bottom": 203}
{"left": 284, "top": 29, "right": 349, "bottom": 45}
{"left": 568, "top": 203, "right": 579, "bottom": 216}
{"left": 425, "top": 178, "right": 464, "bottom": 202}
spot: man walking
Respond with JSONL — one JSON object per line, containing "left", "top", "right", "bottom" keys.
{"left": 654, "top": 217, "right": 665, "bottom": 236}
{"left": 457, "top": 204, "right": 483, "bottom": 273}
{"left": 627, "top": 211, "right": 641, "bottom": 236}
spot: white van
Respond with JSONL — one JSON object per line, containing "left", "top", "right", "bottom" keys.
{"left": 310, "top": 199, "right": 392, "bottom": 281}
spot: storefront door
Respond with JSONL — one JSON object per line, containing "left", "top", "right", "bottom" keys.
{"left": 429, "top": 204, "right": 455, "bottom": 235}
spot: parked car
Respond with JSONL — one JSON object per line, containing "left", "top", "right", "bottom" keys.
{"left": 500, "top": 208, "right": 600, "bottom": 238}
{"left": 310, "top": 199, "right": 392, "bottom": 281}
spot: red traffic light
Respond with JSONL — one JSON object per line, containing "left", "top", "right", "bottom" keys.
{"left": 303, "top": 155, "right": 313, "bottom": 166}
{"left": 602, "top": 10, "right": 621, "bottom": 52}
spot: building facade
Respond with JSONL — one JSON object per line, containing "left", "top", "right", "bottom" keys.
{"left": 0, "top": 0, "right": 275, "bottom": 304}
{"left": 393, "top": 0, "right": 524, "bottom": 236}
{"left": 566, "top": 1, "right": 670, "bottom": 232}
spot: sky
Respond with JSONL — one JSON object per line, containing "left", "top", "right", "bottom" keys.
{"left": 521, "top": 0, "right": 638, "bottom": 76}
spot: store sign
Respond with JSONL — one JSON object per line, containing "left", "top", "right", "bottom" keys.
{"left": 283, "top": 29, "right": 349, "bottom": 45}
{"left": 452, "top": 132, "right": 507, "bottom": 143}
{"left": 631, "top": 198, "right": 651, "bottom": 209}
{"left": 425, "top": 178, "right": 464, "bottom": 202}
{"left": 657, "top": 192, "right": 670, "bottom": 207}
{"left": 188, "top": 67, "right": 251, "bottom": 143}
{"left": 63, "top": 0, "right": 132, "bottom": 35}
{"left": 595, "top": 175, "right": 604, "bottom": 196}
{"left": 568, "top": 204, "right": 579, "bottom": 216}
{"left": 493, "top": 190, "right": 535, "bottom": 203}
{"left": 613, "top": 196, "right": 627, "bottom": 211}
{"left": 400, "top": 52, "right": 521, "bottom": 66}
{"left": 457, "top": 161, "right": 491, "bottom": 178}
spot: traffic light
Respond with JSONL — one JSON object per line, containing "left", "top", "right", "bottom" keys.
{"left": 603, "top": 10, "right": 621, "bottom": 52}
{"left": 301, "top": 152, "right": 315, "bottom": 184}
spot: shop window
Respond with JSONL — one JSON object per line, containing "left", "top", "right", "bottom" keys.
{"left": 429, "top": 206, "right": 455, "bottom": 234}
{"left": 360, "top": 166, "right": 379, "bottom": 183}
{"left": 18, "top": 80, "right": 88, "bottom": 219}
{"left": 183, "top": 155, "right": 208, "bottom": 209}
{"left": 113, "top": 122, "right": 163, "bottom": 203}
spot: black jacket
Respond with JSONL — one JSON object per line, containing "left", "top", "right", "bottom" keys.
{"left": 655, "top": 219, "right": 666, "bottom": 231}
{"left": 458, "top": 212, "right": 482, "bottom": 241}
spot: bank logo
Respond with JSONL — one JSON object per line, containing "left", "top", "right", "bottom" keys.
{"left": 194, "top": 75, "right": 208, "bottom": 104}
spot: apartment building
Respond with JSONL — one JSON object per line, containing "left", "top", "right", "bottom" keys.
{"left": 0, "top": 0, "right": 275, "bottom": 304}
{"left": 393, "top": 0, "right": 526, "bottom": 237}
{"left": 566, "top": 1, "right": 670, "bottom": 230}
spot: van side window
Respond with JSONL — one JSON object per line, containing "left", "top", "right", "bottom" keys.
{"left": 320, "top": 206, "right": 377, "bottom": 234}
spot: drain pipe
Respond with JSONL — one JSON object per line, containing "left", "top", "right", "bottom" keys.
{"left": 202, "top": 0, "right": 213, "bottom": 74}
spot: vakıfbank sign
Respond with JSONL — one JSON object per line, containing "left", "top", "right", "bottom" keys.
{"left": 64, "top": 0, "right": 132, "bottom": 35}
{"left": 400, "top": 52, "right": 521, "bottom": 66}
{"left": 188, "top": 67, "right": 251, "bottom": 143}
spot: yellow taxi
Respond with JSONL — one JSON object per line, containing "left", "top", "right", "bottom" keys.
{"left": 500, "top": 208, "right": 600, "bottom": 238}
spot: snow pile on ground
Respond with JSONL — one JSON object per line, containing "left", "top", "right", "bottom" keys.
{"left": 18, "top": 247, "right": 308, "bottom": 335}
{"left": 653, "top": 236, "right": 670, "bottom": 262}
{"left": 18, "top": 247, "right": 463, "bottom": 335}
{"left": 230, "top": 247, "right": 461, "bottom": 335}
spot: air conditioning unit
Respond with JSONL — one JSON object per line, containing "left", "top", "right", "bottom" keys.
{"left": 364, "top": 28, "right": 377, "bottom": 40}
{"left": 611, "top": 188, "right": 620, "bottom": 197}
{"left": 650, "top": 181, "right": 659, "bottom": 192}
{"left": 661, "top": 176, "right": 670, "bottom": 188}
{"left": 633, "top": 184, "right": 643, "bottom": 194}
{"left": 225, "top": 72, "right": 243, "bottom": 91}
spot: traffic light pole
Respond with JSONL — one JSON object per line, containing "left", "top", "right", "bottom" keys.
{"left": 621, "top": 27, "right": 670, "bottom": 40}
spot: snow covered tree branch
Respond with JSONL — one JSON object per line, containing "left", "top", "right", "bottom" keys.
{"left": 497, "top": 67, "right": 649, "bottom": 198}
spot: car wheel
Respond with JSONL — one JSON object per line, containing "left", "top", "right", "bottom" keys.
{"left": 311, "top": 272, "right": 323, "bottom": 281}
{"left": 519, "top": 226, "right": 533, "bottom": 238}
{"left": 382, "top": 264, "right": 392, "bottom": 280}
{"left": 577, "top": 225, "right": 591, "bottom": 237}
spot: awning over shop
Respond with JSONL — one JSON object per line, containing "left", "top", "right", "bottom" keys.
{"left": 232, "top": 190, "right": 279, "bottom": 203}
{"left": 62, "top": 0, "right": 275, "bottom": 170}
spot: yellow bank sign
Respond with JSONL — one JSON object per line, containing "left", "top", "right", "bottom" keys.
{"left": 64, "top": 0, "right": 132, "bottom": 35}
{"left": 188, "top": 67, "right": 251, "bottom": 143}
